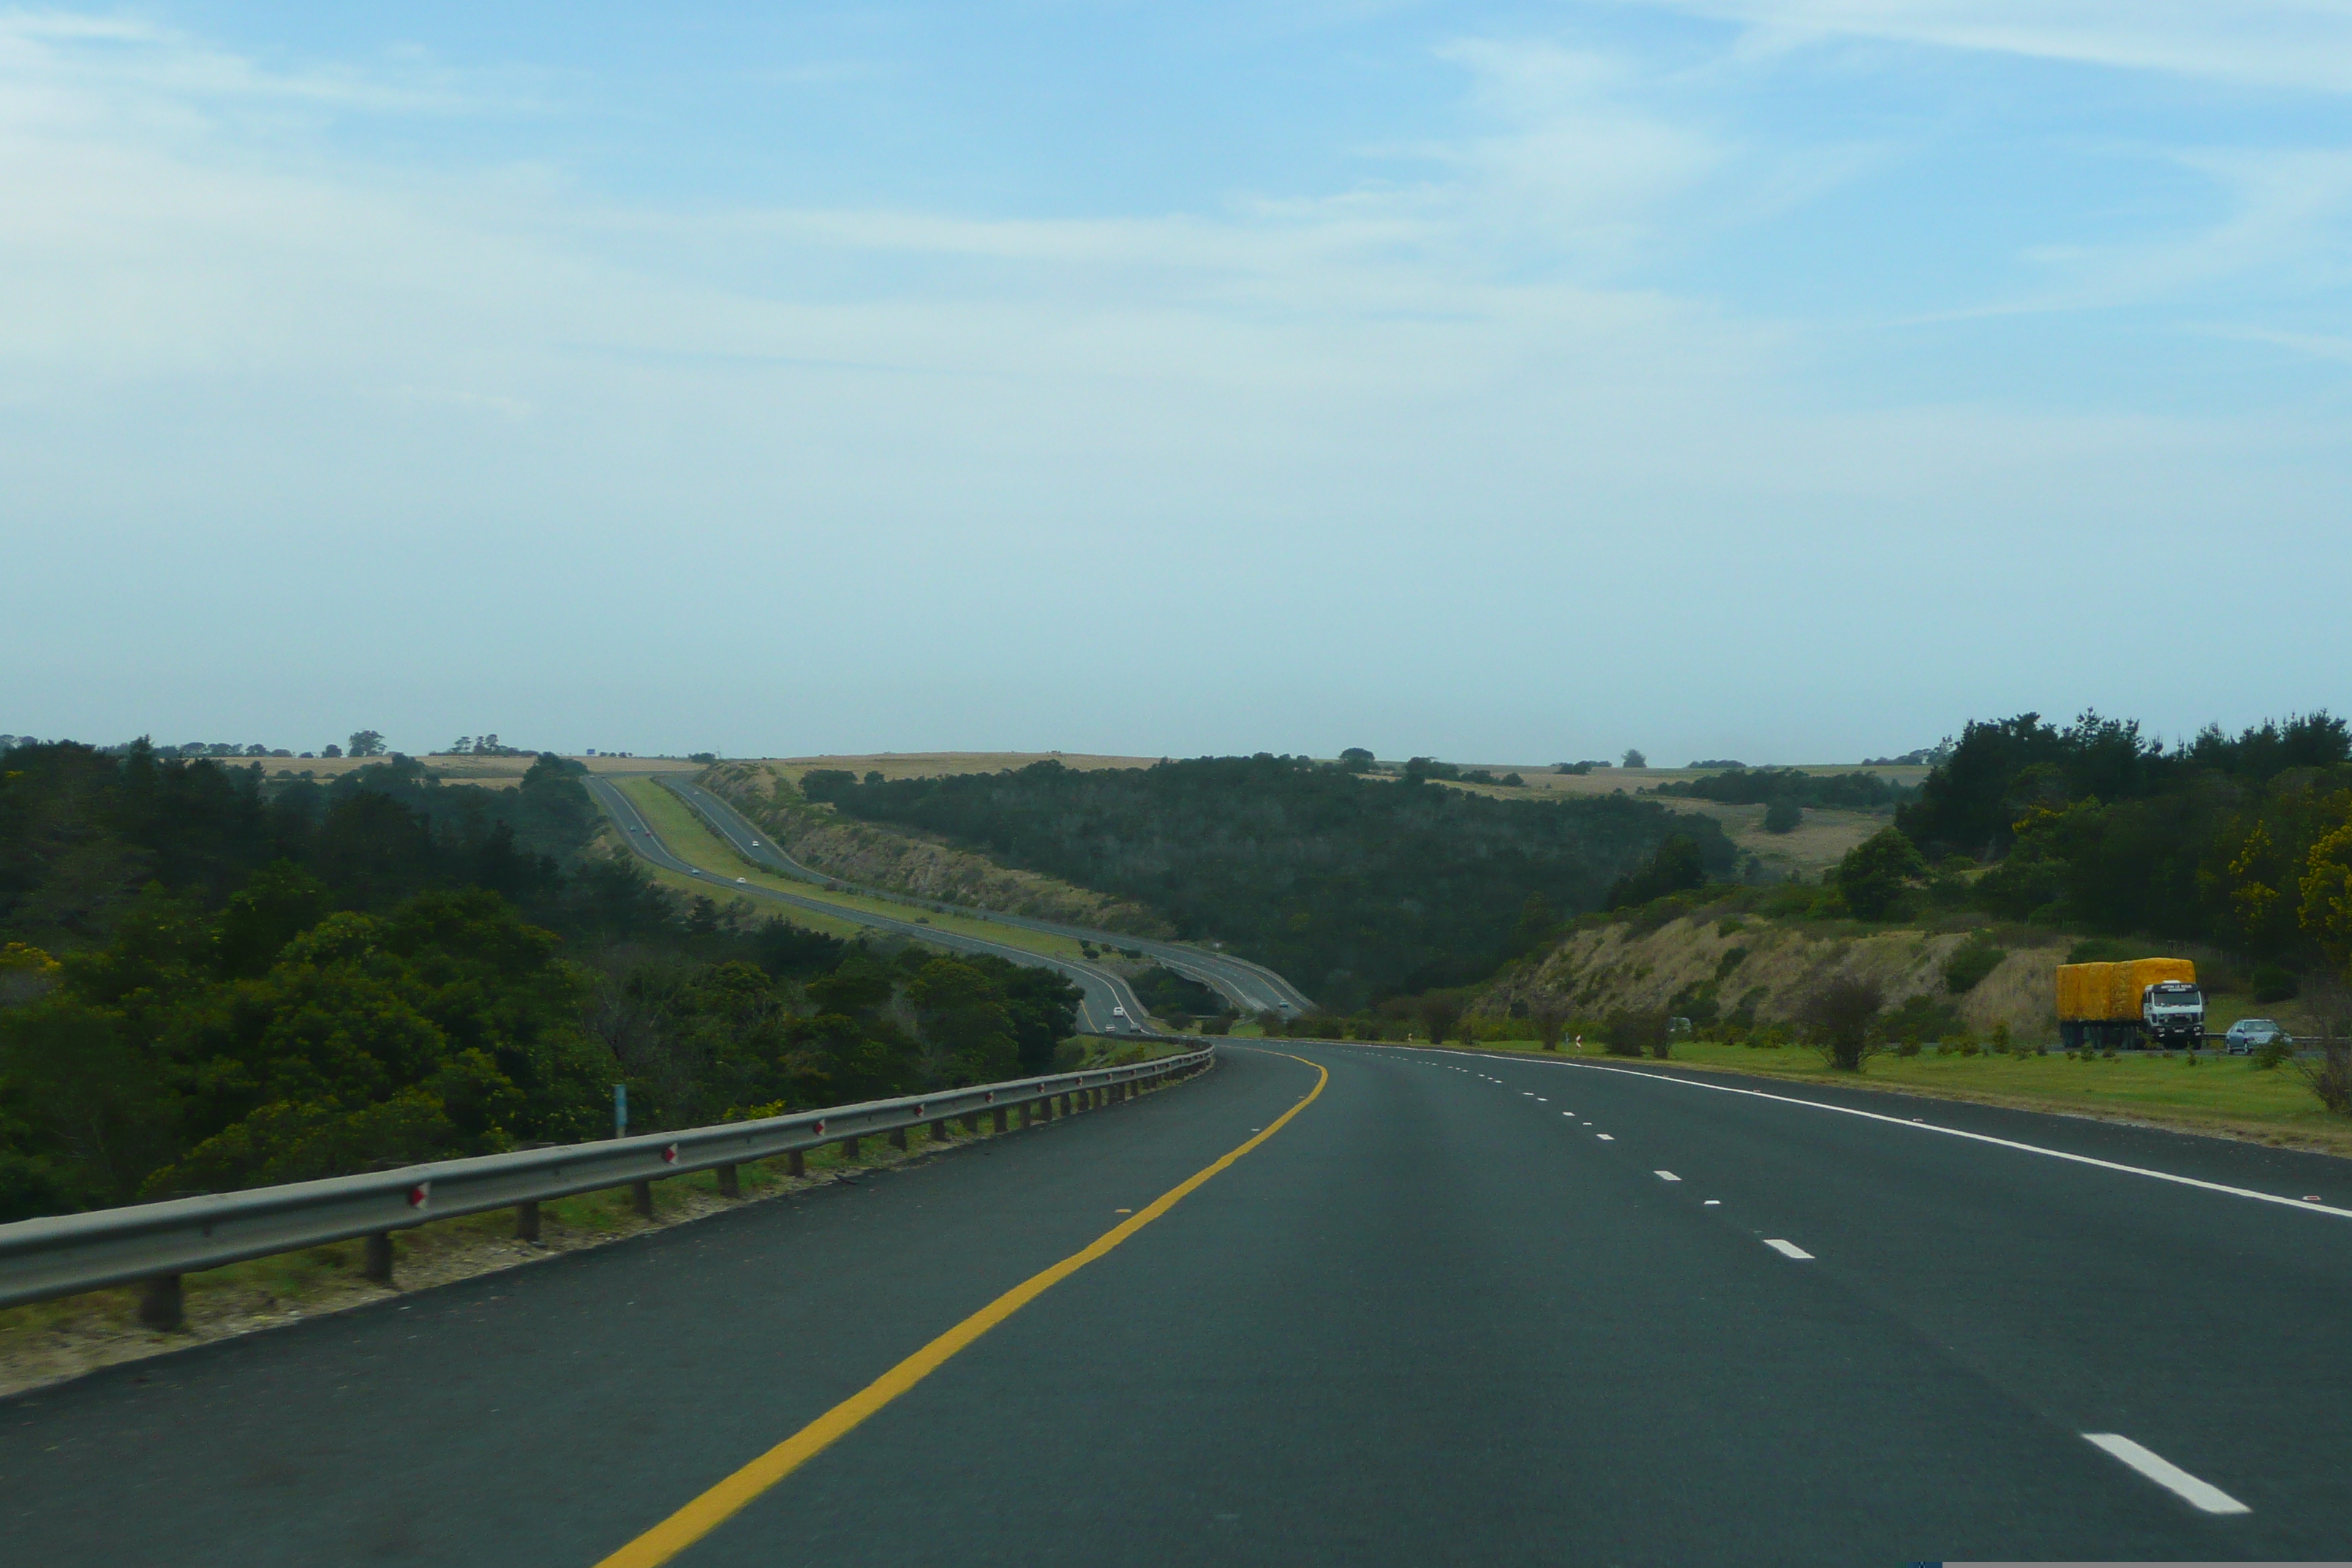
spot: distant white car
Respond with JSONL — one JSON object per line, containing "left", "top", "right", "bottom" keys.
{"left": 736, "top": 877, "right": 748, "bottom": 884}
{"left": 1112, "top": 1005, "right": 1128, "bottom": 1017}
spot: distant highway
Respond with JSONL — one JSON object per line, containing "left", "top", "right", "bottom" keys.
{"left": 13, "top": 1044, "right": 2352, "bottom": 1563}
{"left": 656, "top": 774, "right": 1311, "bottom": 1018}
{"left": 581, "top": 775, "right": 1156, "bottom": 1035}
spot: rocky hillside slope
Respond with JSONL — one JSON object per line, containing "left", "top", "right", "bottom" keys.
{"left": 1482, "top": 913, "right": 2070, "bottom": 1041}
{"left": 700, "top": 764, "right": 1171, "bottom": 937}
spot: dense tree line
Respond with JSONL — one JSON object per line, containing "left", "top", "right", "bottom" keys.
{"left": 0, "top": 742, "right": 1078, "bottom": 1221}
{"left": 799, "top": 755, "right": 1734, "bottom": 1007}
{"left": 1649, "top": 766, "right": 1915, "bottom": 810}
{"left": 1790, "top": 713, "right": 2352, "bottom": 971}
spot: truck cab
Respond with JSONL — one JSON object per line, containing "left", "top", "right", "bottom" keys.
{"left": 2141, "top": 981, "right": 2205, "bottom": 1048}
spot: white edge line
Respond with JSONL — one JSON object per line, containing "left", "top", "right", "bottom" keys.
{"left": 1763, "top": 1238, "right": 1812, "bottom": 1259}
{"left": 2083, "top": 1433, "right": 2251, "bottom": 1515}
{"left": 1392, "top": 1048, "right": 2352, "bottom": 1221}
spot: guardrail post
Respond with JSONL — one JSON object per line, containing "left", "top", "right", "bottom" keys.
{"left": 630, "top": 1180, "right": 655, "bottom": 1218}
{"left": 363, "top": 1232, "right": 393, "bottom": 1284}
{"left": 962, "top": 1113, "right": 983, "bottom": 1135}
{"left": 788, "top": 1149, "right": 806, "bottom": 1177}
{"left": 1020, "top": 1101, "right": 1034, "bottom": 1128}
{"left": 889, "top": 1127, "right": 907, "bottom": 1151}
{"left": 1041, "top": 1096, "right": 1057, "bottom": 1120}
{"left": 716, "top": 1165, "right": 739, "bottom": 1199}
{"left": 840, "top": 1136, "right": 859, "bottom": 1160}
{"left": 992, "top": 1107, "right": 1007, "bottom": 1133}
{"left": 515, "top": 1200, "right": 540, "bottom": 1241}
{"left": 930, "top": 1118, "right": 949, "bottom": 1142}
{"left": 139, "top": 1274, "right": 184, "bottom": 1331}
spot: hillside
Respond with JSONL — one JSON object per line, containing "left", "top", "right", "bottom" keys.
{"left": 798, "top": 755, "right": 1738, "bottom": 1006}
{"left": 698, "top": 764, "right": 1172, "bottom": 937}
{"left": 1481, "top": 913, "right": 2066, "bottom": 1040}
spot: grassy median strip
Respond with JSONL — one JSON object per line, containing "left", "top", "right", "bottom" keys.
{"left": 615, "top": 779, "right": 1096, "bottom": 963}
{"left": 1351, "top": 1036, "right": 2352, "bottom": 1157}
{"left": 0, "top": 1068, "right": 1191, "bottom": 1399}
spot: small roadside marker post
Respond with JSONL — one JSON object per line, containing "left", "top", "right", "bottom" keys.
{"left": 614, "top": 1082, "right": 628, "bottom": 1139}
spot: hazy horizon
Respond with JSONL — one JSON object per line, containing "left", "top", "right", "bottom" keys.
{"left": 8, "top": 3, "right": 2347, "bottom": 763}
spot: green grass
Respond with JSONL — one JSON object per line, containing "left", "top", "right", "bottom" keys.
{"left": 1332, "top": 1035, "right": 2352, "bottom": 1156}
{"left": 617, "top": 779, "right": 1098, "bottom": 964}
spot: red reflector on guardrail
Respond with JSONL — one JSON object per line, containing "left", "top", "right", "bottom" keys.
{"left": 662, "top": 1145, "right": 678, "bottom": 1164}
{"left": 813, "top": 1119, "right": 826, "bottom": 1135}
{"left": 407, "top": 1183, "right": 431, "bottom": 1210}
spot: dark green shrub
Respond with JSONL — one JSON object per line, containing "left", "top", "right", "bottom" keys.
{"left": 2252, "top": 964, "right": 2300, "bottom": 1003}
{"left": 1605, "top": 1009, "right": 1666, "bottom": 1058}
{"left": 2255, "top": 1036, "right": 2294, "bottom": 1070}
{"left": 1763, "top": 799, "right": 1802, "bottom": 834}
{"left": 1882, "top": 993, "right": 1962, "bottom": 1041}
{"left": 1796, "top": 976, "right": 1885, "bottom": 1071}
{"left": 1944, "top": 938, "right": 2008, "bottom": 994}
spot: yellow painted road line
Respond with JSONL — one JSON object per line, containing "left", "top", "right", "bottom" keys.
{"left": 593, "top": 1052, "right": 1332, "bottom": 1568}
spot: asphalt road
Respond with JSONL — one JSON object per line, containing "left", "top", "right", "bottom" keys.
{"left": 10, "top": 1044, "right": 2352, "bottom": 1564}
{"left": 656, "top": 776, "right": 1311, "bottom": 1018}
{"left": 581, "top": 776, "right": 1156, "bottom": 1036}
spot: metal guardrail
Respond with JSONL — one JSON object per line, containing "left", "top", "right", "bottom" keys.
{"left": 0, "top": 1044, "right": 1215, "bottom": 1326}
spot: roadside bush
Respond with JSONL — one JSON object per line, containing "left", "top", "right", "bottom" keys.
{"left": 1605, "top": 1009, "right": 1667, "bottom": 1058}
{"left": 2299, "top": 1043, "right": 2352, "bottom": 1115}
{"left": 2255, "top": 1036, "right": 2295, "bottom": 1070}
{"left": 1763, "top": 799, "right": 1803, "bottom": 834}
{"left": 1797, "top": 976, "right": 1886, "bottom": 1071}
{"left": 1989, "top": 1022, "right": 2012, "bottom": 1055}
{"left": 1897, "top": 1034, "right": 1922, "bottom": 1058}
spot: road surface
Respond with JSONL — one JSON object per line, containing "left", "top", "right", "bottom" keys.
{"left": 658, "top": 776, "right": 1310, "bottom": 1018}
{"left": 583, "top": 776, "right": 1155, "bottom": 1036}
{"left": 8, "top": 1043, "right": 2351, "bottom": 1564}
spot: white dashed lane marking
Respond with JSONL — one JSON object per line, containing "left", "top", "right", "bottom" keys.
{"left": 2083, "top": 1434, "right": 2250, "bottom": 1515}
{"left": 1763, "top": 1239, "right": 1812, "bottom": 1259}
{"left": 1654, "top": 1171, "right": 1680, "bottom": 1182}
{"left": 1596, "top": 1134, "right": 1615, "bottom": 1142}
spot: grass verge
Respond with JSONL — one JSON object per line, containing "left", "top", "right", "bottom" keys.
{"left": 1319, "top": 1035, "right": 2352, "bottom": 1158}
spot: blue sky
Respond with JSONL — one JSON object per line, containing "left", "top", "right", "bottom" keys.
{"left": 5, "top": 2, "right": 2350, "bottom": 764}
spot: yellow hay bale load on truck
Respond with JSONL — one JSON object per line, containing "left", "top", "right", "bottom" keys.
{"left": 2055, "top": 958, "right": 2202, "bottom": 1052}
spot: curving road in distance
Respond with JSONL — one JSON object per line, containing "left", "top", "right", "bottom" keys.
{"left": 633, "top": 773, "right": 1308, "bottom": 1019}
{"left": 583, "top": 774, "right": 1164, "bottom": 1036}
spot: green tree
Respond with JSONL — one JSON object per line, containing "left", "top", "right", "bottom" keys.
{"left": 1763, "top": 799, "right": 1802, "bottom": 834}
{"left": 1834, "top": 827, "right": 1928, "bottom": 920}
{"left": 1510, "top": 892, "right": 1560, "bottom": 955}
{"left": 905, "top": 957, "right": 1018, "bottom": 1082}
{"left": 347, "top": 731, "right": 386, "bottom": 758}
{"left": 1623, "top": 749, "right": 1647, "bottom": 769}
{"left": 1338, "top": 748, "right": 1375, "bottom": 772}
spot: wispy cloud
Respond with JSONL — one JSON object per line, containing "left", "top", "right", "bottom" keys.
{"left": 1622, "top": 0, "right": 2352, "bottom": 92}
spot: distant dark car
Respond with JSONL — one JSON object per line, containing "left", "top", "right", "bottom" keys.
{"left": 2225, "top": 1018, "right": 2291, "bottom": 1055}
